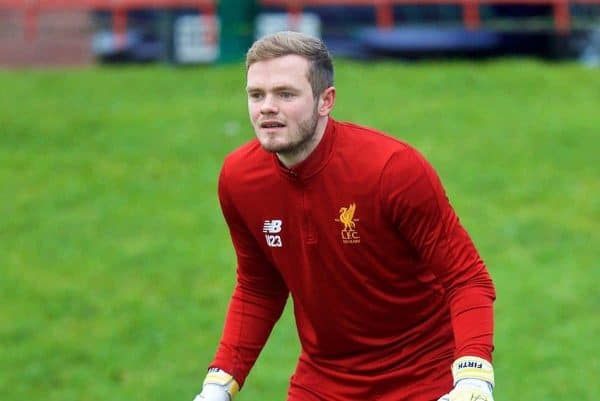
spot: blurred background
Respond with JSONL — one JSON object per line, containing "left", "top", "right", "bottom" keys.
{"left": 1, "top": 1, "right": 599, "bottom": 401}
{"left": 1, "top": 0, "right": 600, "bottom": 66}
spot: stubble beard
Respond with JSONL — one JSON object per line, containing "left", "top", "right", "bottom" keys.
{"left": 258, "top": 103, "right": 319, "bottom": 157}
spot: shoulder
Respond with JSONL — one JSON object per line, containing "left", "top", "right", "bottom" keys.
{"left": 221, "top": 139, "right": 271, "bottom": 177}
{"left": 223, "top": 139, "right": 266, "bottom": 167}
{"left": 332, "top": 119, "right": 441, "bottom": 189}
{"left": 332, "top": 119, "right": 422, "bottom": 166}
{"left": 219, "top": 138, "right": 275, "bottom": 198}
{"left": 334, "top": 120, "right": 414, "bottom": 155}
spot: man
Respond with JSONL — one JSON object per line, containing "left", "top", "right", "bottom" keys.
{"left": 193, "top": 31, "right": 496, "bottom": 401}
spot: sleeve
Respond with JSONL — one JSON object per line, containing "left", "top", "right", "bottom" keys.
{"left": 209, "top": 164, "right": 289, "bottom": 387}
{"left": 380, "top": 148, "right": 496, "bottom": 362}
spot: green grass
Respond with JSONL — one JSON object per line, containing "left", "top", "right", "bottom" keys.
{"left": 1, "top": 60, "right": 598, "bottom": 401}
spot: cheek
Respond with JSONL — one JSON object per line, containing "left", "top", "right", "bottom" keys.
{"left": 248, "top": 103, "right": 260, "bottom": 121}
{"left": 297, "top": 97, "right": 318, "bottom": 117}
{"left": 283, "top": 103, "right": 310, "bottom": 123}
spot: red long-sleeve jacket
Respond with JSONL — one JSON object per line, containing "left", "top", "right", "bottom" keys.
{"left": 211, "top": 118, "right": 495, "bottom": 396}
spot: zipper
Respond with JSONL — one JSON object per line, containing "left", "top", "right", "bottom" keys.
{"left": 302, "top": 187, "right": 317, "bottom": 244}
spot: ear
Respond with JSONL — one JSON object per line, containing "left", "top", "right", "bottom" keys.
{"left": 317, "top": 86, "right": 336, "bottom": 117}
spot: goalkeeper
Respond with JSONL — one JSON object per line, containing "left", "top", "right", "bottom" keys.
{"left": 192, "top": 31, "right": 496, "bottom": 401}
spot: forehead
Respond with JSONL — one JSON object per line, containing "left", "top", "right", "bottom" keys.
{"left": 247, "top": 54, "right": 311, "bottom": 89}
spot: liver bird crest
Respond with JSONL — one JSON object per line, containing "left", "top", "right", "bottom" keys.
{"left": 338, "top": 203, "right": 357, "bottom": 231}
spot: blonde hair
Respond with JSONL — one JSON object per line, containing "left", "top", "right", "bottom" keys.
{"left": 246, "top": 31, "right": 334, "bottom": 98}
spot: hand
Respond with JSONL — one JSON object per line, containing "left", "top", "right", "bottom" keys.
{"left": 437, "top": 378, "right": 494, "bottom": 401}
{"left": 437, "top": 356, "right": 495, "bottom": 401}
{"left": 193, "top": 383, "right": 232, "bottom": 401}
{"left": 192, "top": 368, "right": 239, "bottom": 401}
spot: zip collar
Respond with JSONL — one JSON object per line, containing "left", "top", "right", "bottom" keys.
{"left": 274, "top": 117, "right": 337, "bottom": 181}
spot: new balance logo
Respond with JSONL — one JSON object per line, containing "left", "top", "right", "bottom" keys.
{"left": 263, "top": 219, "right": 283, "bottom": 247}
{"left": 263, "top": 220, "right": 282, "bottom": 234}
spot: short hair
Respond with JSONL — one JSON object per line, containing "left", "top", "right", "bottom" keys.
{"left": 246, "top": 31, "right": 334, "bottom": 98}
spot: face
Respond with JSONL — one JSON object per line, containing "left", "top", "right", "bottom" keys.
{"left": 246, "top": 55, "right": 322, "bottom": 164}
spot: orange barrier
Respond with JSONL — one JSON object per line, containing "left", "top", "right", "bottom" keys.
{"left": 260, "top": 0, "right": 600, "bottom": 32}
{"left": 0, "top": 0, "right": 216, "bottom": 40}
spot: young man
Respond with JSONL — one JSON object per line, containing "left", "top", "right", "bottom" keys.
{"left": 193, "top": 31, "right": 496, "bottom": 401}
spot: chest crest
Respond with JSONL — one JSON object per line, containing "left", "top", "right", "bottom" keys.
{"left": 335, "top": 203, "right": 361, "bottom": 244}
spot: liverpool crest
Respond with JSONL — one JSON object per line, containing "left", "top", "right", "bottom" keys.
{"left": 335, "top": 203, "right": 360, "bottom": 244}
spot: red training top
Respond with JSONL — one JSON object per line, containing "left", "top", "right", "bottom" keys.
{"left": 211, "top": 118, "right": 495, "bottom": 399}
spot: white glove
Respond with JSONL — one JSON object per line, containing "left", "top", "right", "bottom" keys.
{"left": 437, "top": 356, "right": 495, "bottom": 401}
{"left": 192, "top": 368, "right": 239, "bottom": 401}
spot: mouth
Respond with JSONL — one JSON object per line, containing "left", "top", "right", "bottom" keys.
{"left": 259, "top": 120, "right": 286, "bottom": 130}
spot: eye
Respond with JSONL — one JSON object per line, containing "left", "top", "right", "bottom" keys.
{"left": 279, "top": 92, "right": 295, "bottom": 99}
{"left": 248, "top": 92, "right": 264, "bottom": 100}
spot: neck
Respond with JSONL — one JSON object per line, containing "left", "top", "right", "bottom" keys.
{"left": 277, "top": 116, "right": 329, "bottom": 168}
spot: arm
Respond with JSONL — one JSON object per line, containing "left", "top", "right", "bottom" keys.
{"left": 380, "top": 148, "right": 495, "bottom": 399}
{"left": 206, "top": 165, "right": 289, "bottom": 389}
{"left": 381, "top": 148, "right": 495, "bottom": 359}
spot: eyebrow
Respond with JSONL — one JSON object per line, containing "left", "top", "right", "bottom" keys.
{"left": 246, "top": 85, "right": 299, "bottom": 93}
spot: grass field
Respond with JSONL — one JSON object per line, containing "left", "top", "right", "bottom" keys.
{"left": 1, "top": 59, "right": 598, "bottom": 401}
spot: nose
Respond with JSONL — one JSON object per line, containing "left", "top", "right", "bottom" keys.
{"left": 260, "top": 94, "right": 278, "bottom": 115}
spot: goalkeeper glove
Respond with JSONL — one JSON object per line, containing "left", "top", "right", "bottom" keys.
{"left": 437, "top": 356, "right": 495, "bottom": 401}
{"left": 193, "top": 368, "right": 239, "bottom": 401}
